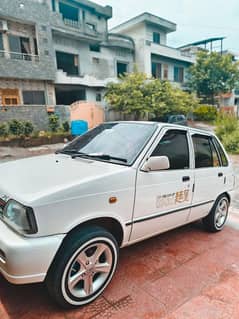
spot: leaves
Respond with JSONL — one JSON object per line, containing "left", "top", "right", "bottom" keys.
{"left": 105, "top": 72, "right": 199, "bottom": 119}
{"left": 188, "top": 51, "right": 239, "bottom": 104}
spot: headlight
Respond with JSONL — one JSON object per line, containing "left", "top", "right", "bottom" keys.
{"left": 2, "top": 200, "right": 37, "bottom": 234}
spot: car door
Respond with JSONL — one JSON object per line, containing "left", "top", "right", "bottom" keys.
{"left": 130, "top": 128, "right": 194, "bottom": 243}
{"left": 188, "top": 133, "right": 228, "bottom": 222}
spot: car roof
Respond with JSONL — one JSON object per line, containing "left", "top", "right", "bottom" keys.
{"left": 105, "top": 121, "right": 215, "bottom": 137}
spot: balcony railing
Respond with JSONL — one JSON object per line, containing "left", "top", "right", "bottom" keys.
{"left": 63, "top": 18, "right": 80, "bottom": 29}
{"left": 0, "top": 50, "right": 40, "bottom": 62}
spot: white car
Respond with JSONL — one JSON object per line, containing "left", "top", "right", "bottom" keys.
{"left": 0, "top": 122, "right": 235, "bottom": 308}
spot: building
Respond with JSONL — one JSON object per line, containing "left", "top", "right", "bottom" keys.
{"left": 0, "top": 0, "right": 202, "bottom": 127}
{"left": 111, "top": 13, "right": 195, "bottom": 87}
{"left": 0, "top": 0, "right": 135, "bottom": 109}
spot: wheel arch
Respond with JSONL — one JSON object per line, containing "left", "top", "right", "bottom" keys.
{"left": 63, "top": 216, "right": 125, "bottom": 247}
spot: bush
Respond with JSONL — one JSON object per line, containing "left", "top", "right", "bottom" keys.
{"left": 221, "top": 130, "right": 239, "bottom": 154}
{"left": 48, "top": 114, "right": 60, "bottom": 132}
{"left": 62, "top": 121, "right": 70, "bottom": 132}
{"left": 0, "top": 123, "right": 8, "bottom": 137}
{"left": 215, "top": 114, "right": 239, "bottom": 140}
{"left": 23, "top": 121, "right": 34, "bottom": 136}
{"left": 8, "top": 119, "right": 25, "bottom": 136}
{"left": 215, "top": 114, "right": 239, "bottom": 153}
{"left": 193, "top": 105, "right": 218, "bottom": 121}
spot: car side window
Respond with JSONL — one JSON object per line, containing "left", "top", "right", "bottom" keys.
{"left": 192, "top": 134, "right": 220, "bottom": 168}
{"left": 151, "top": 130, "right": 189, "bottom": 170}
{"left": 213, "top": 138, "right": 229, "bottom": 167}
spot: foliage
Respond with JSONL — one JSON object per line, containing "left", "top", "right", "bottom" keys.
{"left": 23, "top": 121, "right": 34, "bottom": 136}
{"left": 105, "top": 72, "right": 199, "bottom": 120}
{"left": 48, "top": 114, "right": 60, "bottom": 132}
{"left": 8, "top": 119, "right": 25, "bottom": 136}
{"left": 193, "top": 105, "right": 218, "bottom": 121}
{"left": 221, "top": 131, "right": 239, "bottom": 154}
{"left": 188, "top": 51, "right": 239, "bottom": 104}
{"left": 62, "top": 121, "right": 70, "bottom": 132}
{"left": 0, "top": 123, "right": 8, "bottom": 137}
{"left": 215, "top": 114, "right": 239, "bottom": 153}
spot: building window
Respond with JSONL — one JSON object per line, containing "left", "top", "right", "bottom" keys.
{"left": 89, "top": 44, "right": 100, "bottom": 52}
{"left": 1, "top": 89, "right": 20, "bottom": 106}
{"left": 117, "top": 62, "right": 128, "bottom": 77}
{"left": 23, "top": 91, "right": 46, "bottom": 105}
{"left": 92, "top": 57, "right": 100, "bottom": 64}
{"left": 56, "top": 51, "right": 79, "bottom": 76}
{"left": 153, "top": 32, "right": 160, "bottom": 44}
{"left": 174, "top": 66, "right": 184, "bottom": 83}
{"left": 51, "top": 0, "right": 56, "bottom": 11}
{"left": 34, "top": 38, "right": 38, "bottom": 56}
{"left": 0, "top": 33, "right": 3, "bottom": 57}
{"left": 96, "top": 92, "right": 102, "bottom": 102}
{"left": 86, "top": 23, "right": 96, "bottom": 31}
{"left": 8, "top": 35, "right": 31, "bottom": 60}
{"left": 59, "top": 1, "right": 79, "bottom": 22}
{"left": 163, "top": 64, "right": 168, "bottom": 80}
{"left": 152, "top": 62, "right": 161, "bottom": 78}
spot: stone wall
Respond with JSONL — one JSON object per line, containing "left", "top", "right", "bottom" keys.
{"left": 0, "top": 105, "right": 70, "bottom": 130}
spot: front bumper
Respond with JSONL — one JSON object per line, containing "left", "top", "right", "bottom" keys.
{"left": 0, "top": 220, "right": 65, "bottom": 284}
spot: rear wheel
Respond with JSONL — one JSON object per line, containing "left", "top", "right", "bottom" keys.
{"left": 46, "top": 226, "right": 119, "bottom": 308}
{"left": 202, "top": 195, "right": 229, "bottom": 232}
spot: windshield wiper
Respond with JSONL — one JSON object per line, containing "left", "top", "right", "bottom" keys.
{"left": 55, "top": 149, "right": 86, "bottom": 156}
{"left": 72, "top": 153, "right": 128, "bottom": 163}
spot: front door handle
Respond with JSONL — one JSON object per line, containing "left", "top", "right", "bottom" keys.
{"left": 182, "top": 176, "right": 190, "bottom": 182}
{"left": 218, "top": 172, "right": 223, "bottom": 177}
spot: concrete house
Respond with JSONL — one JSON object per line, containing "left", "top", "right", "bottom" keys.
{"left": 111, "top": 13, "right": 195, "bottom": 87}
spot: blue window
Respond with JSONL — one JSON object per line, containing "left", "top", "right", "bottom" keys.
{"left": 153, "top": 32, "right": 160, "bottom": 44}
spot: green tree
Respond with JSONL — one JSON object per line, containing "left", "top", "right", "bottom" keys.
{"left": 188, "top": 51, "right": 239, "bottom": 105}
{"left": 105, "top": 71, "right": 199, "bottom": 120}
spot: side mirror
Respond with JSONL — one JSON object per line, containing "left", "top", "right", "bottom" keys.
{"left": 141, "top": 156, "right": 170, "bottom": 172}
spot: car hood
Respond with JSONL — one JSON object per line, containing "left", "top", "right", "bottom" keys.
{"left": 0, "top": 154, "right": 128, "bottom": 205}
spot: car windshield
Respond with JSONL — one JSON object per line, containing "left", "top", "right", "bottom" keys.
{"left": 60, "top": 122, "right": 157, "bottom": 165}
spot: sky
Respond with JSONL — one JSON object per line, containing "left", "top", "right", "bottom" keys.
{"left": 94, "top": 0, "right": 239, "bottom": 53}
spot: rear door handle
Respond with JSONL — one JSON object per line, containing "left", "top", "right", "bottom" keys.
{"left": 218, "top": 172, "right": 223, "bottom": 177}
{"left": 182, "top": 176, "right": 190, "bottom": 182}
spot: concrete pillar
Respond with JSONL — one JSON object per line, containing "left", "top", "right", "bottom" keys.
{"left": 2, "top": 32, "right": 10, "bottom": 58}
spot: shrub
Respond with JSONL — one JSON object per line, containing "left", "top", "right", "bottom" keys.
{"left": 0, "top": 123, "right": 8, "bottom": 137}
{"left": 8, "top": 119, "right": 25, "bottom": 136}
{"left": 221, "top": 130, "right": 239, "bottom": 154}
{"left": 62, "top": 121, "right": 70, "bottom": 132}
{"left": 215, "top": 114, "right": 239, "bottom": 140}
{"left": 23, "top": 121, "right": 34, "bottom": 136}
{"left": 193, "top": 105, "right": 218, "bottom": 121}
{"left": 48, "top": 114, "right": 60, "bottom": 132}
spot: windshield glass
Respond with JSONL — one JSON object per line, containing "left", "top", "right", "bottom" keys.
{"left": 61, "top": 122, "right": 157, "bottom": 165}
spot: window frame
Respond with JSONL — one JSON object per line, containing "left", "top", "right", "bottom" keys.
{"left": 153, "top": 32, "right": 160, "bottom": 44}
{"left": 191, "top": 133, "right": 223, "bottom": 169}
{"left": 147, "top": 128, "right": 191, "bottom": 171}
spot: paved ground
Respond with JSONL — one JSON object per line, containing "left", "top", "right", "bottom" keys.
{"left": 0, "top": 144, "right": 239, "bottom": 318}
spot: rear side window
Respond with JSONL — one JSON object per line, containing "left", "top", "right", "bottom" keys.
{"left": 213, "top": 138, "right": 229, "bottom": 167}
{"left": 192, "top": 135, "right": 220, "bottom": 168}
{"left": 151, "top": 130, "right": 189, "bottom": 169}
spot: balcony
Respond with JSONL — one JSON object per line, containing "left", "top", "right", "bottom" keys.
{"left": 63, "top": 18, "right": 80, "bottom": 29}
{"left": 0, "top": 50, "right": 40, "bottom": 62}
{"left": 107, "top": 33, "right": 135, "bottom": 51}
{"left": 149, "top": 42, "right": 195, "bottom": 64}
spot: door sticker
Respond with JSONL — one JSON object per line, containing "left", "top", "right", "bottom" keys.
{"left": 156, "top": 189, "right": 190, "bottom": 208}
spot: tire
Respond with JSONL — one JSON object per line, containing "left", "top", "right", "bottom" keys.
{"left": 45, "top": 226, "right": 119, "bottom": 308}
{"left": 202, "top": 195, "right": 229, "bottom": 232}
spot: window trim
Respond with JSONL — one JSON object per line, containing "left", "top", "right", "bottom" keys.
{"left": 142, "top": 128, "right": 191, "bottom": 172}
{"left": 192, "top": 133, "right": 221, "bottom": 169}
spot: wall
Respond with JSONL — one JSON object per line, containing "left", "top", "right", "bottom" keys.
{"left": 0, "top": 0, "right": 56, "bottom": 80}
{"left": 0, "top": 79, "right": 55, "bottom": 106}
{"left": 0, "top": 105, "right": 70, "bottom": 130}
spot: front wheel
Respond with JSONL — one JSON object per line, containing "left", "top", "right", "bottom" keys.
{"left": 46, "top": 226, "right": 119, "bottom": 308}
{"left": 202, "top": 195, "right": 229, "bottom": 232}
